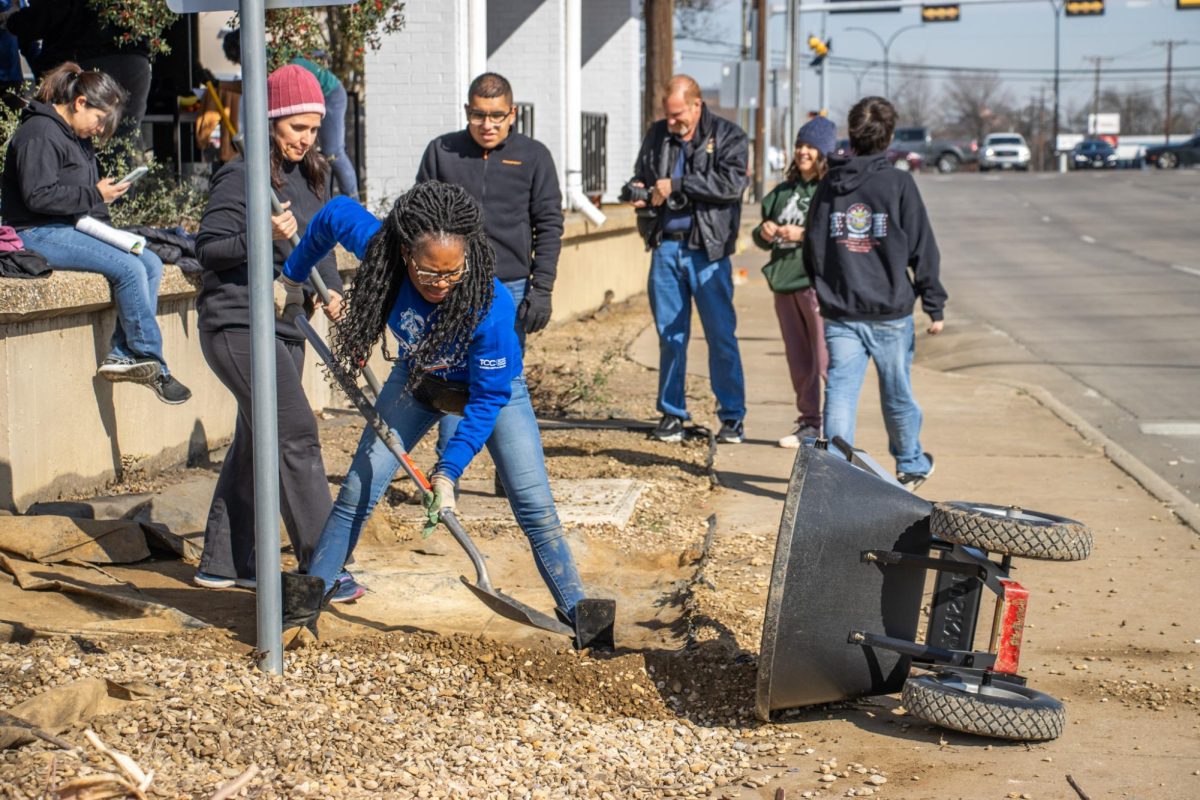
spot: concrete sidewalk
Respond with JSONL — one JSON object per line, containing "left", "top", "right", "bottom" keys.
{"left": 629, "top": 246, "right": 1200, "bottom": 798}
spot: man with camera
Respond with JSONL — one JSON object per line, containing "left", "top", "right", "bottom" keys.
{"left": 626, "top": 75, "right": 749, "bottom": 444}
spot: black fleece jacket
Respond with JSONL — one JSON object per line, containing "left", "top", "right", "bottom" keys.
{"left": 0, "top": 100, "right": 109, "bottom": 230}
{"left": 416, "top": 129, "right": 563, "bottom": 291}
{"left": 195, "top": 158, "right": 343, "bottom": 342}
{"left": 803, "top": 153, "right": 947, "bottom": 322}
{"left": 5, "top": 0, "right": 149, "bottom": 75}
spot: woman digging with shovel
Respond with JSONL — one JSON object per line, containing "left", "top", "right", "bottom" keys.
{"left": 276, "top": 182, "right": 614, "bottom": 649}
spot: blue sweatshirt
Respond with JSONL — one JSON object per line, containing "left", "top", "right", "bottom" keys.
{"left": 284, "top": 197, "right": 521, "bottom": 482}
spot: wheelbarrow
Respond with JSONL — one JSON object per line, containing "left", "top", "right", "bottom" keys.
{"left": 755, "top": 437, "right": 1093, "bottom": 741}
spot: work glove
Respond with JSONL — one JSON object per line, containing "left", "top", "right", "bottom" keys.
{"left": 518, "top": 286, "right": 553, "bottom": 334}
{"left": 273, "top": 275, "right": 305, "bottom": 318}
{"left": 421, "top": 472, "right": 457, "bottom": 538}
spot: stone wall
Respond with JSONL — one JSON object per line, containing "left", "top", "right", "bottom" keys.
{"left": 0, "top": 213, "right": 646, "bottom": 510}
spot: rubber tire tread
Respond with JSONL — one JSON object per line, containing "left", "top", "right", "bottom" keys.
{"left": 931, "top": 501, "right": 1092, "bottom": 561}
{"left": 902, "top": 674, "right": 1065, "bottom": 741}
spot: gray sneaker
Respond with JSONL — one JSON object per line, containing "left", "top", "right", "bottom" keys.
{"left": 897, "top": 453, "right": 935, "bottom": 491}
{"left": 149, "top": 373, "right": 192, "bottom": 405}
{"left": 98, "top": 356, "right": 160, "bottom": 383}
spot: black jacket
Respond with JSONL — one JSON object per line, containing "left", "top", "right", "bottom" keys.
{"left": 0, "top": 100, "right": 110, "bottom": 230}
{"left": 631, "top": 103, "right": 749, "bottom": 261}
{"left": 195, "top": 158, "right": 343, "bottom": 342}
{"left": 5, "top": 0, "right": 149, "bottom": 76}
{"left": 803, "top": 153, "right": 946, "bottom": 322}
{"left": 416, "top": 129, "right": 563, "bottom": 291}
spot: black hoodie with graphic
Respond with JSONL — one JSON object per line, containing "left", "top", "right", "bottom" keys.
{"left": 803, "top": 153, "right": 946, "bottom": 323}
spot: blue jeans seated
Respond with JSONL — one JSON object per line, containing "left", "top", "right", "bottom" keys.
{"left": 822, "top": 316, "right": 932, "bottom": 475}
{"left": 307, "top": 362, "right": 588, "bottom": 619}
{"left": 648, "top": 239, "right": 745, "bottom": 422}
{"left": 19, "top": 224, "right": 168, "bottom": 372}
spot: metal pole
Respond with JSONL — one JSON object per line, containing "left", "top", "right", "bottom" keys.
{"left": 1051, "top": 0, "right": 1061, "bottom": 159}
{"left": 240, "top": 0, "right": 282, "bottom": 675}
{"left": 820, "top": 12, "right": 828, "bottom": 113}
{"left": 785, "top": 0, "right": 796, "bottom": 145}
{"left": 755, "top": 0, "right": 767, "bottom": 201}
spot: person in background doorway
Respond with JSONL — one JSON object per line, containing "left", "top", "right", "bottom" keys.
{"left": 752, "top": 116, "right": 836, "bottom": 449}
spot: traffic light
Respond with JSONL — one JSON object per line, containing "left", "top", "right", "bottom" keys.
{"left": 1064, "top": 0, "right": 1104, "bottom": 15}
{"left": 921, "top": 3, "right": 960, "bottom": 21}
{"left": 808, "top": 35, "right": 831, "bottom": 67}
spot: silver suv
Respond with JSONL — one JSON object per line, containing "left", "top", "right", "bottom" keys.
{"left": 980, "top": 133, "right": 1031, "bottom": 172}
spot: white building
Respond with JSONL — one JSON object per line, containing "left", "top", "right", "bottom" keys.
{"left": 362, "top": 0, "right": 641, "bottom": 210}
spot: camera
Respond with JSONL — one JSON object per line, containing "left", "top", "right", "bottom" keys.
{"left": 665, "top": 191, "right": 689, "bottom": 211}
{"left": 618, "top": 181, "right": 652, "bottom": 205}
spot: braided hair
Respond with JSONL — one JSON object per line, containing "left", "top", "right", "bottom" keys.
{"left": 330, "top": 181, "right": 496, "bottom": 392}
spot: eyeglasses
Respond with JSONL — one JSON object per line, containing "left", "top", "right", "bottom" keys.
{"left": 465, "top": 107, "right": 513, "bottom": 126}
{"left": 409, "top": 257, "right": 470, "bottom": 286}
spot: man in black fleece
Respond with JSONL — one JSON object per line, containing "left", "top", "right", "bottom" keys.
{"left": 416, "top": 72, "right": 563, "bottom": 347}
{"left": 803, "top": 96, "right": 947, "bottom": 490}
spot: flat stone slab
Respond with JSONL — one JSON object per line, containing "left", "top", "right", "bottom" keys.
{"left": 456, "top": 478, "right": 644, "bottom": 529}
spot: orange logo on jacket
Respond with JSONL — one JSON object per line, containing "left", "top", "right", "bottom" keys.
{"left": 502, "top": 159, "right": 523, "bottom": 166}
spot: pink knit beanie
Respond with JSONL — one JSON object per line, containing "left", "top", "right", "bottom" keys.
{"left": 267, "top": 64, "right": 326, "bottom": 119}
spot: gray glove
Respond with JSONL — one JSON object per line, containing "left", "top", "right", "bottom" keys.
{"left": 273, "top": 276, "right": 305, "bottom": 318}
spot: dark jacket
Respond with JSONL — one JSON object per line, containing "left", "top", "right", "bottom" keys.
{"left": 631, "top": 103, "right": 749, "bottom": 261}
{"left": 195, "top": 158, "right": 343, "bottom": 342}
{"left": 5, "top": 0, "right": 149, "bottom": 76}
{"left": 0, "top": 99, "right": 109, "bottom": 230}
{"left": 416, "top": 129, "right": 563, "bottom": 291}
{"left": 803, "top": 153, "right": 946, "bottom": 322}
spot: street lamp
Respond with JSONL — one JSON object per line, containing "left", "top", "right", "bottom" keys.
{"left": 845, "top": 24, "right": 924, "bottom": 98}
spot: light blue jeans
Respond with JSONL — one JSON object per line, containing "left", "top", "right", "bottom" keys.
{"left": 20, "top": 224, "right": 168, "bottom": 372}
{"left": 308, "top": 363, "right": 587, "bottom": 618}
{"left": 320, "top": 83, "right": 359, "bottom": 198}
{"left": 822, "top": 316, "right": 931, "bottom": 475}
{"left": 648, "top": 239, "right": 745, "bottom": 422}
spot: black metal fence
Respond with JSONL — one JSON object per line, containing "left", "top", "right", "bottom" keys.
{"left": 514, "top": 103, "right": 535, "bottom": 138}
{"left": 582, "top": 111, "right": 608, "bottom": 196}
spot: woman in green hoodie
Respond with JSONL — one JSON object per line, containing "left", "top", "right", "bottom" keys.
{"left": 752, "top": 116, "right": 836, "bottom": 448}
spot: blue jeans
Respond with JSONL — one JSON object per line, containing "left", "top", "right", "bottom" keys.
{"left": 822, "top": 317, "right": 931, "bottom": 475}
{"left": 308, "top": 363, "right": 587, "bottom": 618}
{"left": 320, "top": 84, "right": 359, "bottom": 198}
{"left": 648, "top": 240, "right": 745, "bottom": 422}
{"left": 20, "top": 224, "right": 168, "bottom": 371}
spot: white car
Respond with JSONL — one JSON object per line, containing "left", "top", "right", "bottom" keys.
{"left": 979, "top": 133, "right": 1032, "bottom": 172}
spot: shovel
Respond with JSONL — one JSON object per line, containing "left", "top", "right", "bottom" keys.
{"left": 288, "top": 312, "right": 574, "bottom": 638}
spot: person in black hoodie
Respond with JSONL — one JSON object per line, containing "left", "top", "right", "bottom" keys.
{"left": 193, "top": 64, "right": 346, "bottom": 593}
{"left": 802, "top": 96, "right": 947, "bottom": 490}
{"left": 0, "top": 62, "right": 191, "bottom": 402}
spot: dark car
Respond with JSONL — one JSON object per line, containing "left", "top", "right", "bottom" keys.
{"left": 1145, "top": 135, "right": 1200, "bottom": 169}
{"left": 833, "top": 139, "right": 924, "bottom": 172}
{"left": 1071, "top": 140, "right": 1118, "bottom": 170}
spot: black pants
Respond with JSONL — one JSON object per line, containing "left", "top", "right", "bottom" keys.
{"left": 198, "top": 328, "right": 332, "bottom": 579}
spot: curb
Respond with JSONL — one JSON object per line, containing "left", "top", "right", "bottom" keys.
{"left": 946, "top": 371, "right": 1200, "bottom": 536}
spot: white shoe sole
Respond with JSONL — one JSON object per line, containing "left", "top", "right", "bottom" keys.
{"left": 98, "top": 362, "right": 160, "bottom": 383}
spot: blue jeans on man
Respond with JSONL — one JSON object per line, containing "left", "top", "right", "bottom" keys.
{"left": 648, "top": 239, "right": 745, "bottom": 423}
{"left": 822, "top": 316, "right": 932, "bottom": 475}
{"left": 19, "top": 225, "right": 169, "bottom": 372}
{"left": 320, "top": 83, "right": 359, "bottom": 198}
{"left": 309, "top": 362, "right": 587, "bottom": 618}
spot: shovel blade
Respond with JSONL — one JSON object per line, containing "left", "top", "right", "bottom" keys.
{"left": 459, "top": 576, "right": 574, "bottom": 637}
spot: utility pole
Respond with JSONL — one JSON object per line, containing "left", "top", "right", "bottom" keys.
{"left": 1050, "top": 0, "right": 1062, "bottom": 160}
{"left": 785, "top": 0, "right": 798, "bottom": 150}
{"left": 755, "top": 0, "right": 768, "bottom": 201}
{"left": 1153, "top": 40, "right": 1190, "bottom": 146}
{"left": 1082, "top": 55, "right": 1112, "bottom": 135}
{"left": 1036, "top": 85, "right": 1046, "bottom": 171}
{"left": 644, "top": 0, "right": 674, "bottom": 134}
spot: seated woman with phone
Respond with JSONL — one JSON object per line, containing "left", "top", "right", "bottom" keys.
{"left": 0, "top": 62, "right": 191, "bottom": 403}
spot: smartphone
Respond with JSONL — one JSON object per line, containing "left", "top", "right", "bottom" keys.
{"left": 117, "top": 165, "right": 150, "bottom": 186}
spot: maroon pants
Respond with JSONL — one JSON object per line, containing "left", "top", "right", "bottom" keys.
{"left": 773, "top": 287, "right": 828, "bottom": 429}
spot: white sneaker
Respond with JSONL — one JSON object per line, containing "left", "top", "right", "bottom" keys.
{"left": 778, "top": 425, "right": 820, "bottom": 449}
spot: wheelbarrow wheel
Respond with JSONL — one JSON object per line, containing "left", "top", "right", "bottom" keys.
{"left": 931, "top": 501, "right": 1092, "bottom": 561}
{"left": 902, "top": 671, "right": 1065, "bottom": 741}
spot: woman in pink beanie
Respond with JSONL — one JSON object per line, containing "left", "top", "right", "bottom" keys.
{"left": 191, "top": 63, "right": 351, "bottom": 595}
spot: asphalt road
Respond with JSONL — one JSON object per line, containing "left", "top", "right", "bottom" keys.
{"left": 916, "top": 168, "right": 1200, "bottom": 502}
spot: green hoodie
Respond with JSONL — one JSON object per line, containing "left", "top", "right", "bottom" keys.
{"left": 752, "top": 177, "right": 820, "bottom": 293}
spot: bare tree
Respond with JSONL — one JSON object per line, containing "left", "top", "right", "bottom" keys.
{"left": 892, "top": 67, "right": 938, "bottom": 130}
{"left": 942, "top": 71, "right": 1012, "bottom": 141}
{"left": 675, "top": 0, "right": 725, "bottom": 42}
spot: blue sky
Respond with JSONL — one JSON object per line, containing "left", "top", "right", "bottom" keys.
{"left": 677, "top": 0, "right": 1199, "bottom": 126}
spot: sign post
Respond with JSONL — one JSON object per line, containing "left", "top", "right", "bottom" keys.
{"left": 166, "top": 0, "right": 359, "bottom": 675}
